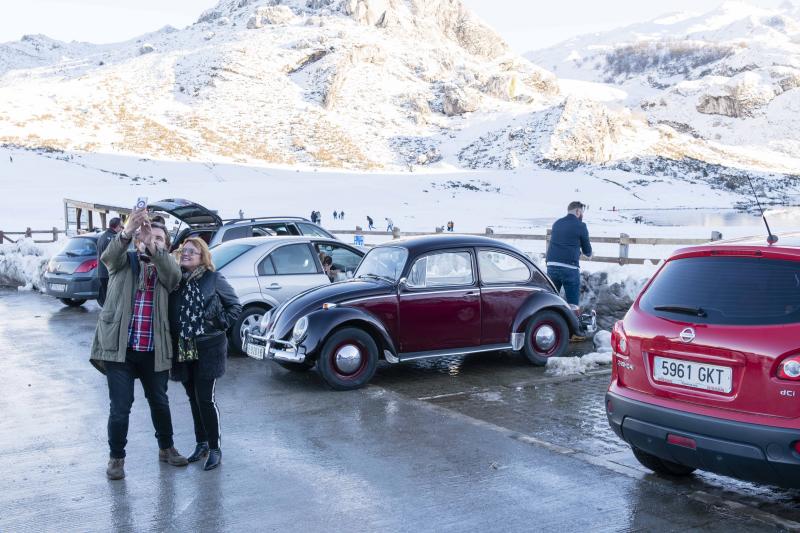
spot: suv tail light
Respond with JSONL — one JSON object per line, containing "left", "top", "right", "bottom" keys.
{"left": 75, "top": 259, "right": 98, "bottom": 273}
{"left": 777, "top": 355, "right": 800, "bottom": 381}
{"left": 611, "top": 321, "right": 629, "bottom": 356}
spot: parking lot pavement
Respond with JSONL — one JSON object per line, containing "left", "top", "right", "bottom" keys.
{"left": 0, "top": 289, "right": 796, "bottom": 532}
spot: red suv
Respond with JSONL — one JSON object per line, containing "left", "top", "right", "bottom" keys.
{"left": 606, "top": 236, "right": 800, "bottom": 489}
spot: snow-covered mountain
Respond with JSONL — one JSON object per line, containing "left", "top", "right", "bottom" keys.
{"left": 526, "top": 1, "right": 800, "bottom": 176}
{"left": 0, "top": 0, "right": 560, "bottom": 170}
{"left": 0, "top": 0, "right": 798, "bottom": 203}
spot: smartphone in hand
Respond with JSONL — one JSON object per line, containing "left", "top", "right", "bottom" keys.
{"left": 135, "top": 197, "right": 148, "bottom": 211}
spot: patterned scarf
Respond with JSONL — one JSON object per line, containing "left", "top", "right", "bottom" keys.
{"left": 177, "top": 267, "right": 207, "bottom": 363}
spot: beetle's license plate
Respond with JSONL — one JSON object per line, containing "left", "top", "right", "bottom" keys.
{"left": 246, "top": 342, "right": 266, "bottom": 360}
{"left": 653, "top": 356, "right": 732, "bottom": 393}
{"left": 50, "top": 283, "right": 67, "bottom": 292}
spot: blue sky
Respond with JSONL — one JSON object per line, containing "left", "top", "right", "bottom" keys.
{"left": 1, "top": 0, "right": 787, "bottom": 51}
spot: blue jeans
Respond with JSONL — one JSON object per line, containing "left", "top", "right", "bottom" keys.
{"left": 547, "top": 265, "right": 581, "bottom": 306}
{"left": 106, "top": 350, "right": 175, "bottom": 458}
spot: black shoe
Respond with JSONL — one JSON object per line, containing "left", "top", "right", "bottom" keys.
{"left": 187, "top": 442, "right": 209, "bottom": 463}
{"left": 204, "top": 448, "right": 222, "bottom": 471}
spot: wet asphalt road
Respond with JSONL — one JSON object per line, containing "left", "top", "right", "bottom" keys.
{"left": 1, "top": 289, "right": 798, "bottom": 532}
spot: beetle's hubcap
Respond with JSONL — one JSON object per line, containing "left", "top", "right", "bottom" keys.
{"left": 334, "top": 344, "right": 362, "bottom": 375}
{"left": 534, "top": 325, "right": 557, "bottom": 352}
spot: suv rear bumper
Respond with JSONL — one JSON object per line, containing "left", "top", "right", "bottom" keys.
{"left": 606, "top": 391, "right": 800, "bottom": 489}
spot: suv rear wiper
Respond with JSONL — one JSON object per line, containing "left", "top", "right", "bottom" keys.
{"left": 653, "top": 305, "right": 707, "bottom": 318}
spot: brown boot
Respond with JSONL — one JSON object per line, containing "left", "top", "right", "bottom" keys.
{"left": 159, "top": 446, "right": 189, "bottom": 467}
{"left": 107, "top": 457, "right": 125, "bottom": 480}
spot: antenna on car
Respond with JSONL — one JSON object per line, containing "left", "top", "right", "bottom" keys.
{"left": 745, "top": 175, "right": 778, "bottom": 245}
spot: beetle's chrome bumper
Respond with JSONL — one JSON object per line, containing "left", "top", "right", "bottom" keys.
{"left": 243, "top": 330, "right": 306, "bottom": 363}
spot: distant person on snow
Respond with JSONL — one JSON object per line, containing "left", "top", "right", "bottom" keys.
{"left": 446, "top": 221, "right": 454, "bottom": 232}
{"left": 367, "top": 216, "right": 375, "bottom": 230}
{"left": 546, "top": 201, "right": 592, "bottom": 311}
{"left": 332, "top": 211, "right": 338, "bottom": 220}
{"left": 385, "top": 218, "right": 394, "bottom": 232}
{"left": 340, "top": 211, "right": 345, "bottom": 220}
{"left": 96, "top": 217, "right": 122, "bottom": 307}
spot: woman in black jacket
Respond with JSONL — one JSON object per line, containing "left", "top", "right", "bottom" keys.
{"left": 169, "top": 237, "right": 242, "bottom": 471}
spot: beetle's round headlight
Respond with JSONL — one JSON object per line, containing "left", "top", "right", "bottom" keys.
{"left": 292, "top": 316, "right": 309, "bottom": 341}
{"left": 259, "top": 310, "right": 272, "bottom": 333}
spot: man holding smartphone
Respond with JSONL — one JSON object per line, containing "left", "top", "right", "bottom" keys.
{"left": 90, "top": 204, "right": 188, "bottom": 480}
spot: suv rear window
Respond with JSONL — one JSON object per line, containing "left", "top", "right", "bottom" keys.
{"left": 640, "top": 256, "right": 800, "bottom": 325}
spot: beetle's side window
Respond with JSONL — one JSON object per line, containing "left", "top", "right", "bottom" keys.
{"left": 407, "top": 251, "right": 474, "bottom": 288}
{"left": 478, "top": 250, "right": 531, "bottom": 284}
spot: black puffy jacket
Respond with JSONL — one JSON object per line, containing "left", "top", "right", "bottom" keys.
{"left": 168, "top": 270, "right": 242, "bottom": 343}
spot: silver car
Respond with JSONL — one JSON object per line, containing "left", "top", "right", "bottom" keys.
{"left": 210, "top": 236, "right": 365, "bottom": 351}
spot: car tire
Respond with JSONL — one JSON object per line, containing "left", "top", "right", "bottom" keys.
{"left": 317, "top": 327, "right": 378, "bottom": 391}
{"left": 631, "top": 446, "right": 696, "bottom": 476}
{"left": 59, "top": 298, "right": 87, "bottom": 307}
{"left": 276, "top": 361, "right": 314, "bottom": 373}
{"left": 522, "top": 310, "right": 569, "bottom": 366}
{"left": 230, "top": 306, "right": 268, "bottom": 355}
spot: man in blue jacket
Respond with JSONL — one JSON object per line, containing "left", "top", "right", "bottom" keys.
{"left": 546, "top": 201, "right": 592, "bottom": 308}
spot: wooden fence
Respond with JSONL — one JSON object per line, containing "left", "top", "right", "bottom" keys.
{"left": 0, "top": 227, "right": 64, "bottom": 244}
{"left": 331, "top": 227, "right": 724, "bottom": 266}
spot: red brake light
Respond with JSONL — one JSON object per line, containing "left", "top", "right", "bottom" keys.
{"left": 611, "top": 321, "right": 629, "bottom": 356}
{"left": 667, "top": 434, "right": 697, "bottom": 450}
{"left": 793, "top": 441, "right": 800, "bottom": 454}
{"left": 777, "top": 355, "right": 800, "bottom": 381}
{"left": 75, "top": 259, "right": 98, "bottom": 273}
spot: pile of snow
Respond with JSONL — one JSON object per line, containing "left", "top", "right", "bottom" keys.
{"left": 545, "top": 329, "right": 613, "bottom": 376}
{"left": 0, "top": 237, "right": 58, "bottom": 291}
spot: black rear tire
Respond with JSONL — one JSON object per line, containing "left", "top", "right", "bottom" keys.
{"left": 317, "top": 327, "right": 378, "bottom": 391}
{"left": 60, "top": 298, "right": 87, "bottom": 307}
{"left": 277, "top": 361, "right": 314, "bottom": 373}
{"left": 522, "top": 310, "right": 569, "bottom": 365}
{"left": 631, "top": 446, "right": 696, "bottom": 476}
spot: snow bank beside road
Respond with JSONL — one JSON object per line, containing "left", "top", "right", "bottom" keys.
{"left": 0, "top": 238, "right": 58, "bottom": 291}
{"left": 545, "top": 329, "right": 614, "bottom": 377}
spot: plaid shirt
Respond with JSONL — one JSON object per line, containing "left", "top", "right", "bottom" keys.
{"left": 128, "top": 263, "right": 158, "bottom": 352}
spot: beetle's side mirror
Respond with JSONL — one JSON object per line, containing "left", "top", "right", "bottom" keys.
{"left": 398, "top": 277, "right": 408, "bottom": 291}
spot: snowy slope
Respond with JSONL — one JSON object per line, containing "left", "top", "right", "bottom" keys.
{"left": 526, "top": 1, "right": 800, "bottom": 174}
{"left": 0, "top": 0, "right": 558, "bottom": 170}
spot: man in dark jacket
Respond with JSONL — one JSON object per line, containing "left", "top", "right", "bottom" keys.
{"left": 546, "top": 201, "right": 592, "bottom": 307}
{"left": 96, "top": 217, "right": 122, "bottom": 307}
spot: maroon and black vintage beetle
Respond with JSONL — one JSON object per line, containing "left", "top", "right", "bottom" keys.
{"left": 244, "top": 235, "right": 591, "bottom": 390}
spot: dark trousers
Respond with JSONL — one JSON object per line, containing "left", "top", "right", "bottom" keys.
{"left": 183, "top": 363, "right": 221, "bottom": 449}
{"left": 97, "top": 278, "right": 108, "bottom": 307}
{"left": 106, "top": 350, "right": 175, "bottom": 459}
{"left": 547, "top": 265, "right": 581, "bottom": 306}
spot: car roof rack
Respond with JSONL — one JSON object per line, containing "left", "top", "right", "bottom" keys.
{"left": 220, "top": 216, "right": 312, "bottom": 224}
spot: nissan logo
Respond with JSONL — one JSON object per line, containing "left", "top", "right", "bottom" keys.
{"left": 679, "top": 328, "right": 696, "bottom": 343}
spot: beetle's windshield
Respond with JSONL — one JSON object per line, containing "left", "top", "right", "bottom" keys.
{"left": 354, "top": 247, "right": 408, "bottom": 282}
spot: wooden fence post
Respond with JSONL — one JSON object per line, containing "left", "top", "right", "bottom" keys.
{"left": 392, "top": 227, "right": 401, "bottom": 240}
{"left": 100, "top": 212, "right": 107, "bottom": 230}
{"left": 619, "top": 233, "right": 630, "bottom": 265}
{"left": 25, "top": 227, "right": 32, "bottom": 238}
{"left": 485, "top": 227, "right": 494, "bottom": 236}
{"left": 711, "top": 231, "right": 722, "bottom": 241}
{"left": 76, "top": 208, "right": 82, "bottom": 232}
{"left": 0, "top": 230, "right": 4, "bottom": 243}
{"left": 88, "top": 210, "right": 94, "bottom": 231}
{"left": 52, "top": 227, "right": 59, "bottom": 242}
{"left": 545, "top": 228, "right": 552, "bottom": 251}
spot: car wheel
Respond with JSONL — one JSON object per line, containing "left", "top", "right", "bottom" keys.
{"left": 59, "top": 298, "right": 87, "bottom": 307}
{"left": 522, "top": 310, "right": 569, "bottom": 365}
{"left": 277, "top": 361, "right": 314, "bottom": 373}
{"left": 317, "top": 327, "right": 378, "bottom": 391}
{"left": 631, "top": 446, "right": 696, "bottom": 476}
{"left": 230, "top": 306, "right": 268, "bottom": 355}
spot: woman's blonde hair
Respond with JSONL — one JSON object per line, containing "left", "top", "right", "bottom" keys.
{"left": 178, "top": 237, "right": 215, "bottom": 272}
